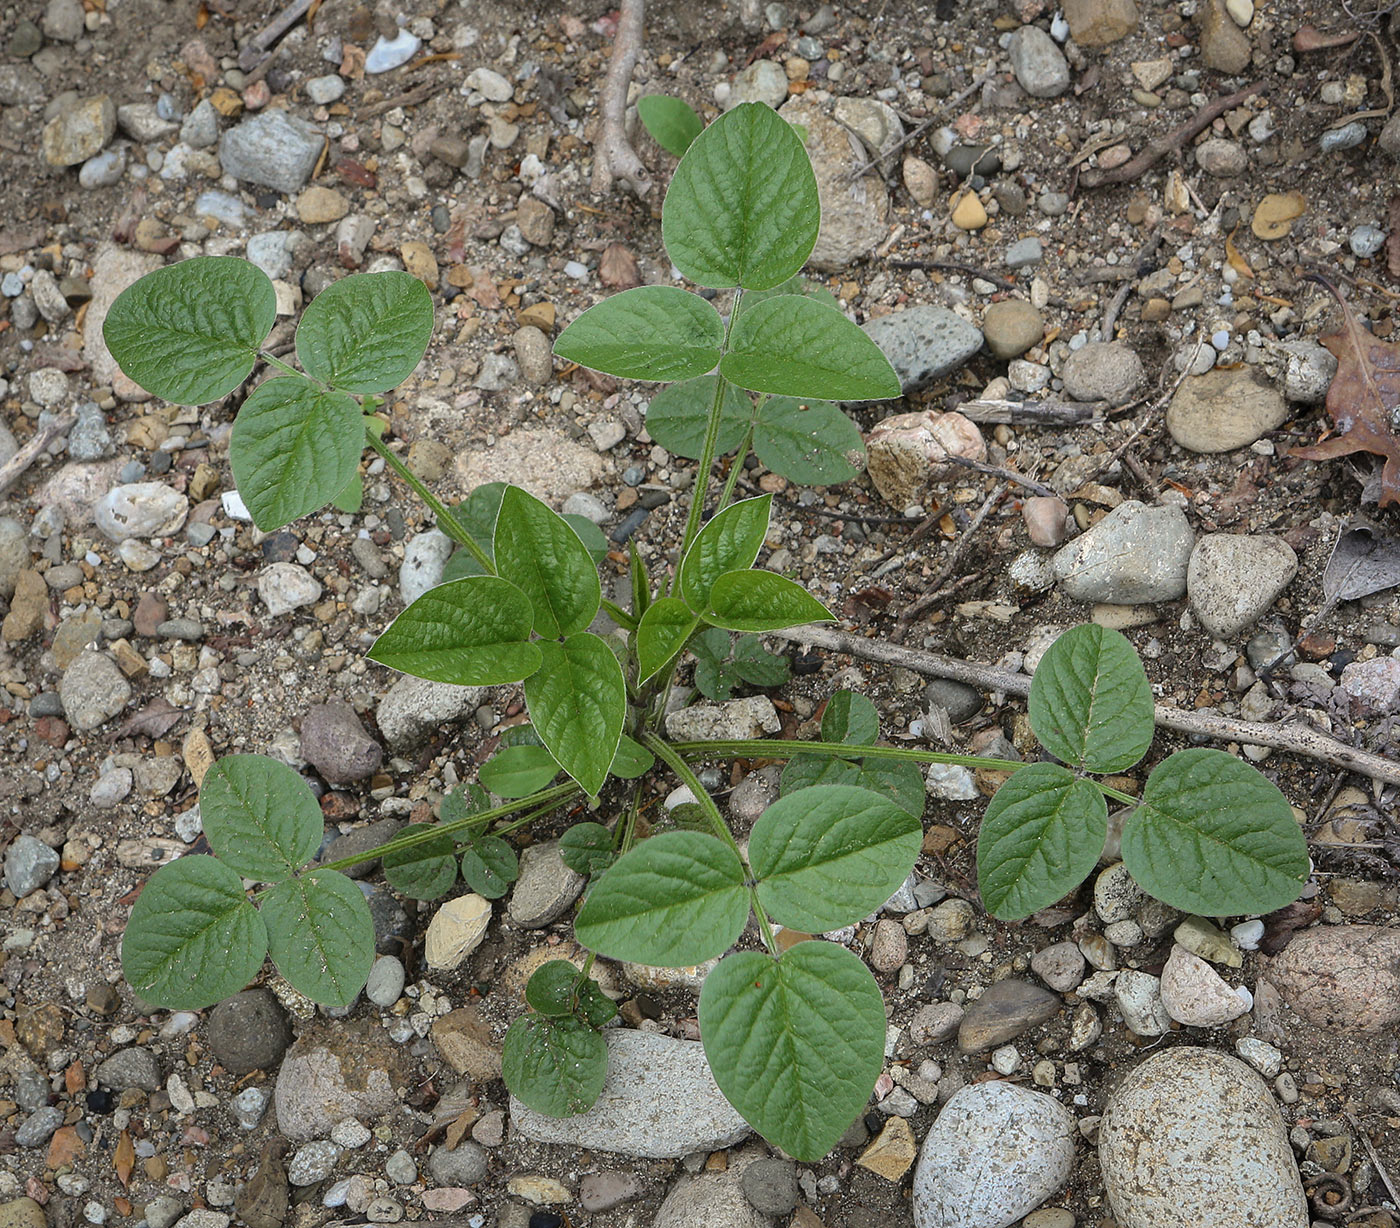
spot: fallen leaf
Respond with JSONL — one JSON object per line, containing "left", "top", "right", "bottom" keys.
{"left": 1290, "top": 276, "right": 1400, "bottom": 507}
{"left": 1389, "top": 196, "right": 1400, "bottom": 281}
{"left": 598, "top": 243, "right": 641, "bottom": 289}
{"left": 114, "top": 1129, "right": 135, "bottom": 1190}
{"left": 1252, "top": 192, "right": 1307, "bottom": 240}
{"left": 1322, "top": 519, "right": 1400, "bottom": 601}
{"left": 1225, "top": 225, "right": 1254, "bottom": 279}
{"left": 1292, "top": 24, "right": 1361, "bottom": 52}
{"left": 115, "top": 697, "right": 185, "bottom": 740}
{"left": 443, "top": 1109, "right": 478, "bottom": 1151}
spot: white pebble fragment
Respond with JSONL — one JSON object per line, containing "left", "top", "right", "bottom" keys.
{"left": 1230, "top": 919, "right": 1265, "bottom": 950}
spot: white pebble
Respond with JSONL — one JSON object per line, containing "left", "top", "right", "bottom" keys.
{"left": 1230, "top": 919, "right": 1264, "bottom": 950}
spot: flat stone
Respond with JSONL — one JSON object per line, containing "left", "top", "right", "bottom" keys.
{"left": 862, "top": 308, "right": 984, "bottom": 396}
{"left": 857, "top": 1116, "right": 918, "bottom": 1181}
{"left": 456, "top": 428, "right": 606, "bottom": 504}
{"left": 913, "top": 1082, "right": 1075, "bottom": 1228}
{"left": 1167, "top": 367, "right": 1288, "bottom": 453}
{"left": 219, "top": 110, "right": 323, "bottom": 193}
{"left": 1195, "top": 138, "right": 1248, "bottom": 176}
{"left": 94, "top": 483, "right": 189, "bottom": 541}
{"left": 296, "top": 186, "right": 349, "bottom": 224}
{"left": 1052, "top": 500, "right": 1194, "bottom": 604}
{"left": 1263, "top": 924, "right": 1400, "bottom": 1032}
{"left": 426, "top": 1140, "right": 487, "bottom": 1185}
{"left": 425, "top": 895, "right": 492, "bottom": 970}
{"left": 365, "top": 30, "right": 420, "bottom": 73}
{"left": 300, "top": 699, "right": 383, "bottom": 784}
{"left": 42, "top": 95, "right": 116, "bottom": 166}
{"left": 257, "top": 563, "right": 321, "bottom": 616}
{"left": 1031, "top": 941, "right": 1086, "bottom": 993}
{"left": 376, "top": 675, "right": 484, "bottom": 750}
{"left": 1197, "top": 0, "right": 1252, "bottom": 73}
{"left": 1099, "top": 1047, "right": 1307, "bottom": 1228}
{"left": 510, "top": 1030, "right": 750, "bottom": 1158}
{"left": 1064, "top": 0, "right": 1139, "bottom": 44}
{"left": 580, "top": 1171, "right": 642, "bottom": 1212}
{"left": 272, "top": 1019, "right": 405, "bottom": 1141}
{"left": 982, "top": 299, "right": 1045, "bottom": 359}
{"left": 1158, "top": 945, "right": 1250, "bottom": 1027}
{"left": 507, "top": 841, "right": 585, "bottom": 928}
{"left": 957, "top": 978, "right": 1061, "bottom": 1053}
{"left": 1187, "top": 533, "right": 1297, "bottom": 638}
{"left": 665, "top": 697, "right": 780, "bottom": 741}
{"left": 59, "top": 650, "right": 131, "bottom": 731}
{"left": 431, "top": 1005, "right": 502, "bottom": 1081}
{"left": 398, "top": 529, "right": 453, "bottom": 604}
{"left": 1115, "top": 970, "right": 1172, "bottom": 1036}
{"left": 1060, "top": 341, "right": 1144, "bottom": 404}
{"left": 865, "top": 410, "right": 986, "bottom": 510}
{"left": 95, "top": 1047, "right": 161, "bottom": 1091}
{"left": 4, "top": 836, "right": 58, "bottom": 898}
{"left": 730, "top": 59, "right": 789, "bottom": 108}
{"left": 1009, "top": 24, "right": 1071, "bottom": 97}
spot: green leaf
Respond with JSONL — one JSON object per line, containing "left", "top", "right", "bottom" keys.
{"left": 1029, "top": 625, "right": 1155, "bottom": 774}
{"left": 1122, "top": 748, "right": 1309, "bottom": 916}
{"left": 750, "top": 785, "right": 921, "bottom": 932}
{"left": 745, "top": 274, "right": 840, "bottom": 312}
{"left": 441, "top": 781, "right": 492, "bottom": 825}
{"left": 262, "top": 869, "right": 376, "bottom": 1008}
{"left": 574, "top": 831, "right": 749, "bottom": 965}
{"left": 644, "top": 376, "right": 752, "bottom": 461}
{"left": 754, "top": 397, "right": 865, "bottom": 486}
{"left": 695, "top": 657, "right": 740, "bottom": 698}
{"left": 331, "top": 471, "right": 364, "bottom": 515}
{"left": 700, "top": 942, "right": 884, "bottom": 1162}
{"left": 367, "top": 575, "right": 542, "bottom": 686}
{"left": 781, "top": 753, "right": 862, "bottom": 796}
{"left": 199, "top": 755, "right": 321, "bottom": 881}
{"left": 609, "top": 734, "right": 655, "bottom": 780}
{"left": 731, "top": 635, "right": 790, "bottom": 687}
{"left": 690, "top": 626, "right": 731, "bottom": 664}
{"left": 525, "top": 959, "right": 587, "bottom": 1016}
{"left": 461, "top": 836, "right": 519, "bottom": 900}
{"left": 503, "top": 1014, "right": 607, "bottom": 1117}
{"left": 296, "top": 270, "right": 435, "bottom": 394}
{"left": 554, "top": 286, "right": 725, "bottom": 382}
{"left": 636, "top": 597, "right": 700, "bottom": 684}
{"left": 563, "top": 514, "right": 609, "bottom": 564}
{"left": 120, "top": 856, "right": 268, "bottom": 1011}
{"left": 230, "top": 376, "right": 364, "bottom": 532}
{"left": 479, "top": 744, "right": 560, "bottom": 799}
{"left": 444, "top": 482, "right": 506, "bottom": 564}
{"left": 576, "top": 979, "right": 619, "bottom": 1028}
{"left": 705, "top": 570, "right": 833, "bottom": 632}
{"left": 821, "top": 691, "right": 879, "bottom": 746}
{"left": 382, "top": 823, "right": 459, "bottom": 900}
{"left": 102, "top": 256, "right": 276, "bottom": 405}
{"left": 494, "top": 486, "right": 602, "bottom": 639}
{"left": 723, "top": 296, "right": 903, "bottom": 401}
{"left": 679, "top": 495, "right": 772, "bottom": 611}
{"left": 976, "top": 763, "right": 1109, "bottom": 921}
{"left": 441, "top": 549, "right": 487, "bottom": 582}
{"left": 560, "top": 822, "right": 615, "bottom": 876}
{"left": 855, "top": 758, "right": 926, "bottom": 821}
{"left": 525, "top": 634, "right": 626, "bottom": 797}
{"left": 662, "top": 102, "right": 820, "bottom": 291}
{"left": 637, "top": 94, "right": 704, "bottom": 157}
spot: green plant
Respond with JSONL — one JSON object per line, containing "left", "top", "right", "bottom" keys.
{"left": 105, "top": 102, "right": 1308, "bottom": 1163}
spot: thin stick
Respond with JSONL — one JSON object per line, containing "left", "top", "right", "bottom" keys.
{"left": 774, "top": 624, "right": 1400, "bottom": 786}
{"left": 1078, "top": 83, "right": 1266, "bottom": 188}
{"left": 894, "top": 485, "right": 1007, "bottom": 637}
{"left": 238, "top": 0, "right": 311, "bottom": 71}
{"left": 590, "top": 0, "right": 650, "bottom": 196}
{"left": 358, "top": 79, "right": 449, "bottom": 118}
{"left": 0, "top": 412, "right": 76, "bottom": 498}
{"left": 889, "top": 259, "right": 1017, "bottom": 290}
{"left": 1344, "top": 1111, "right": 1400, "bottom": 1207}
{"left": 954, "top": 399, "right": 1107, "bottom": 426}
{"left": 940, "top": 454, "right": 1057, "bottom": 497}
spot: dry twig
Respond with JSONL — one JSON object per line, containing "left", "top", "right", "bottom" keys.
{"left": 893, "top": 485, "right": 1007, "bottom": 638}
{"left": 0, "top": 413, "right": 76, "bottom": 499}
{"left": 238, "top": 0, "right": 310, "bottom": 71}
{"left": 591, "top": 0, "right": 651, "bottom": 197}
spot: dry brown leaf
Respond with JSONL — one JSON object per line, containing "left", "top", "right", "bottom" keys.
{"left": 1388, "top": 196, "right": 1400, "bottom": 281}
{"left": 1290, "top": 276, "right": 1400, "bottom": 507}
{"left": 1252, "top": 192, "right": 1307, "bottom": 240}
{"left": 443, "top": 1109, "right": 478, "bottom": 1151}
{"left": 114, "top": 1129, "right": 134, "bottom": 1190}
{"left": 1225, "top": 225, "right": 1254, "bottom": 280}
{"left": 1292, "top": 24, "right": 1360, "bottom": 52}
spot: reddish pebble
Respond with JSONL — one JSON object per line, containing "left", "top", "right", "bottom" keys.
{"left": 1023, "top": 496, "right": 1070, "bottom": 547}
{"left": 242, "top": 80, "right": 270, "bottom": 110}
{"left": 34, "top": 717, "right": 68, "bottom": 747}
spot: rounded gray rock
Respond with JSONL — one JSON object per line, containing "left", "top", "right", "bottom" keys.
{"left": 3, "top": 835, "right": 58, "bottom": 898}
{"left": 375, "top": 675, "right": 484, "bottom": 750}
{"left": 427, "top": 1140, "right": 488, "bottom": 1185}
{"left": 365, "top": 956, "right": 406, "bottom": 1007}
{"left": 59, "top": 650, "right": 132, "bottom": 731}
{"left": 1052, "top": 500, "right": 1194, "bottom": 604}
{"left": 1060, "top": 341, "right": 1144, "bottom": 404}
{"left": 1187, "top": 533, "right": 1297, "bottom": 639}
{"left": 94, "top": 482, "right": 189, "bottom": 542}
{"left": 861, "top": 306, "right": 984, "bottom": 395}
{"left": 1009, "top": 24, "right": 1071, "bottom": 97}
{"left": 1099, "top": 1047, "right": 1307, "bottom": 1228}
{"left": 95, "top": 1046, "right": 162, "bottom": 1091}
{"left": 740, "top": 1157, "right": 798, "bottom": 1215}
{"left": 219, "top": 110, "right": 323, "bottom": 193}
{"left": 507, "top": 840, "right": 585, "bottom": 928}
{"left": 207, "top": 988, "right": 293, "bottom": 1075}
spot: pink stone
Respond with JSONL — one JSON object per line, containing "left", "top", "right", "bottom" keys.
{"left": 1023, "top": 496, "right": 1070, "bottom": 547}
{"left": 421, "top": 1189, "right": 476, "bottom": 1212}
{"left": 865, "top": 410, "right": 987, "bottom": 509}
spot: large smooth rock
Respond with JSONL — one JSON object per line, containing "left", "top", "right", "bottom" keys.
{"left": 375, "top": 675, "right": 484, "bottom": 750}
{"left": 862, "top": 307, "right": 984, "bottom": 396}
{"left": 865, "top": 411, "right": 986, "bottom": 510}
{"left": 273, "top": 1020, "right": 405, "bottom": 1141}
{"left": 913, "top": 1082, "right": 1076, "bottom": 1228}
{"left": 1052, "top": 500, "right": 1194, "bottom": 604}
{"left": 1099, "top": 1047, "right": 1307, "bottom": 1228}
{"left": 1167, "top": 368, "right": 1288, "bottom": 453}
{"left": 219, "top": 110, "right": 324, "bottom": 193}
{"left": 509, "top": 1030, "right": 751, "bottom": 1158}
{"left": 1187, "top": 533, "right": 1297, "bottom": 638}
{"left": 654, "top": 1151, "right": 769, "bottom": 1228}
{"left": 456, "top": 428, "right": 607, "bottom": 504}
{"left": 1263, "top": 924, "right": 1400, "bottom": 1032}
{"left": 958, "top": 978, "right": 1062, "bottom": 1053}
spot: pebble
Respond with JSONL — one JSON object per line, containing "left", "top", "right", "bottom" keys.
{"left": 1195, "top": 138, "right": 1248, "bottom": 176}
{"left": 366, "top": 30, "right": 420, "bottom": 73}
{"left": 300, "top": 699, "right": 383, "bottom": 784}
{"left": 1320, "top": 120, "right": 1368, "bottom": 154}
{"left": 951, "top": 191, "right": 988, "bottom": 230}
{"left": 913, "top": 1082, "right": 1075, "bottom": 1228}
{"left": 95, "top": 1047, "right": 161, "bottom": 1091}
{"left": 1158, "top": 945, "right": 1250, "bottom": 1027}
{"left": 924, "top": 679, "right": 983, "bottom": 723}
{"left": 1235, "top": 1037, "right": 1282, "bottom": 1077}
{"left": 59, "top": 650, "right": 132, "bottom": 731}
{"left": 865, "top": 410, "right": 986, "bottom": 509}
{"left": 94, "top": 483, "right": 189, "bottom": 541}
{"left": 207, "top": 988, "right": 293, "bottom": 1075}
{"left": 288, "top": 1141, "right": 341, "bottom": 1186}
{"left": 1277, "top": 340, "right": 1337, "bottom": 403}
{"left": 15, "top": 1107, "right": 64, "bottom": 1148}
{"left": 426, "top": 1141, "right": 487, "bottom": 1185}
{"left": 1263, "top": 925, "right": 1400, "bottom": 1031}
{"left": 925, "top": 761, "right": 978, "bottom": 800}
{"left": 909, "top": 1001, "right": 964, "bottom": 1045}
{"left": 1350, "top": 224, "right": 1386, "bottom": 258}
{"left": 654, "top": 1163, "right": 762, "bottom": 1228}
{"left": 870, "top": 919, "right": 908, "bottom": 971}
{"left": 1167, "top": 368, "right": 1289, "bottom": 452}
{"left": 1174, "top": 916, "right": 1243, "bottom": 967}
{"left": 513, "top": 325, "right": 553, "bottom": 384}
{"left": 79, "top": 147, "right": 126, "bottom": 188}
{"left": 3, "top": 836, "right": 58, "bottom": 898}
{"left": 740, "top": 1158, "right": 798, "bottom": 1215}
{"left": 297, "top": 186, "right": 350, "bottom": 224}
{"left": 1099, "top": 1047, "right": 1308, "bottom": 1227}
{"left": 903, "top": 156, "right": 938, "bottom": 206}
{"left": 1005, "top": 237, "right": 1044, "bottom": 268}
{"left": 958, "top": 978, "right": 1061, "bottom": 1053}
{"left": 42, "top": 95, "right": 116, "bottom": 166}
{"left": 1341, "top": 658, "right": 1400, "bottom": 712}
{"left": 511, "top": 1030, "right": 750, "bottom": 1158}
{"left": 1032, "top": 942, "right": 1087, "bottom": 993}
{"left": 1063, "top": 0, "right": 1138, "bottom": 45}
{"left": 90, "top": 766, "right": 134, "bottom": 808}
{"left": 1060, "top": 341, "right": 1144, "bottom": 404}
{"left": 376, "top": 675, "right": 484, "bottom": 750}
{"left": 425, "top": 894, "right": 492, "bottom": 970}
{"left": 306, "top": 75, "right": 346, "bottom": 105}
{"left": 258, "top": 563, "right": 322, "bottom": 616}
{"left": 579, "top": 1172, "right": 642, "bottom": 1213}
{"left": 1114, "top": 970, "right": 1173, "bottom": 1036}
{"left": 1009, "top": 24, "right": 1071, "bottom": 97}
{"left": 562, "top": 492, "right": 608, "bottom": 525}
{"left": 1187, "top": 533, "right": 1297, "bottom": 638}
{"left": 180, "top": 99, "right": 219, "bottom": 149}
{"left": 1022, "top": 495, "right": 1069, "bottom": 547}
{"left": 1052, "top": 500, "right": 1194, "bottom": 604}
{"left": 273, "top": 1022, "right": 403, "bottom": 1140}
{"left": 219, "top": 110, "right": 324, "bottom": 193}
{"left": 982, "top": 299, "right": 1045, "bottom": 359}
{"left": 664, "top": 696, "right": 780, "bottom": 741}
{"left": 730, "top": 60, "right": 789, "bottom": 108}
{"left": 1197, "top": 0, "right": 1251, "bottom": 73}
{"left": 862, "top": 307, "right": 984, "bottom": 396}
{"left": 365, "top": 956, "right": 406, "bottom": 1007}
{"left": 507, "top": 841, "right": 585, "bottom": 928}
{"left": 466, "top": 66, "right": 513, "bottom": 101}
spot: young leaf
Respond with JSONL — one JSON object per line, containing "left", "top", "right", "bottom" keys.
{"left": 296, "top": 270, "right": 435, "bottom": 394}
{"left": 781, "top": 753, "right": 863, "bottom": 796}
{"left": 637, "top": 598, "right": 700, "bottom": 684}
{"left": 1028, "top": 625, "right": 1155, "bottom": 774}
{"left": 331, "top": 472, "right": 363, "bottom": 515}
{"left": 367, "top": 575, "right": 542, "bottom": 686}
{"left": 261, "top": 869, "right": 376, "bottom": 1008}
{"left": 976, "top": 763, "right": 1109, "bottom": 921}
{"left": 560, "top": 822, "right": 616, "bottom": 876}
{"left": 855, "top": 758, "right": 926, "bottom": 821}
{"left": 525, "top": 634, "right": 626, "bottom": 797}
{"left": 460, "top": 836, "right": 519, "bottom": 900}
{"left": 705, "top": 570, "right": 833, "bottom": 632}
{"left": 723, "top": 296, "right": 903, "bottom": 401}
{"left": 554, "top": 286, "right": 725, "bottom": 383}
{"left": 661, "top": 102, "right": 820, "bottom": 291}
{"left": 821, "top": 691, "right": 879, "bottom": 747}
{"left": 574, "top": 831, "right": 750, "bottom": 965}
{"left": 749, "top": 785, "right": 921, "bottom": 933}
{"left": 731, "top": 635, "right": 790, "bottom": 687}
{"left": 120, "top": 856, "right": 269, "bottom": 1011}
{"left": 690, "top": 626, "right": 732, "bottom": 663}
{"left": 679, "top": 495, "right": 772, "bottom": 611}
{"left": 609, "top": 734, "right": 655, "bottom": 780}
{"left": 382, "top": 824, "right": 459, "bottom": 900}
{"left": 199, "top": 755, "right": 322, "bottom": 881}
{"left": 1122, "top": 748, "right": 1309, "bottom": 916}
{"left": 103, "top": 256, "right": 276, "bottom": 405}
{"left": 699, "top": 942, "right": 884, "bottom": 1163}
{"left": 637, "top": 94, "right": 704, "bottom": 157}
{"left": 525, "top": 960, "right": 588, "bottom": 1017}
{"left": 441, "top": 781, "right": 492, "bottom": 825}
{"left": 562, "top": 514, "right": 609, "bottom": 564}
{"left": 494, "top": 486, "right": 602, "bottom": 639}
{"left": 644, "top": 376, "right": 753, "bottom": 461}
{"left": 444, "top": 482, "right": 507, "bottom": 564}
{"left": 575, "top": 979, "right": 619, "bottom": 1028}
{"left": 503, "top": 1014, "right": 608, "bottom": 1116}
{"left": 479, "top": 744, "right": 560, "bottom": 799}
{"left": 754, "top": 397, "right": 865, "bottom": 486}
{"left": 230, "top": 376, "right": 364, "bottom": 531}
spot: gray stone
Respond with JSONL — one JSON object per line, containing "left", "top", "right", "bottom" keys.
{"left": 207, "top": 989, "right": 293, "bottom": 1075}
{"left": 456, "top": 428, "right": 608, "bottom": 505}
{"left": 90, "top": 766, "right": 134, "bottom": 809}
{"left": 0, "top": 517, "right": 29, "bottom": 599}
{"left": 116, "top": 102, "right": 177, "bottom": 142}
{"left": 1195, "top": 138, "right": 1249, "bottom": 176}
{"left": 655, "top": 1154, "right": 768, "bottom": 1228}
{"left": 1279, "top": 340, "right": 1337, "bottom": 404}
{"left": 861, "top": 307, "right": 984, "bottom": 395}
{"left": 473, "top": 352, "right": 519, "bottom": 392}
{"left": 365, "top": 956, "right": 405, "bottom": 1007}
{"left": 4, "top": 836, "right": 58, "bottom": 898}
{"left": 1320, "top": 120, "right": 1367, "bottom": 154}
{"left": 59, "top": 650, "right": 132, "bottom": 731}
{"left": 666, "top": 697, "right": 780, "bottom": 741}
{"left": 1167, "top": 368, "right": 1288, "bottom": 452}
{"left": 306, "top": 75, "right": 346, "bottom": 105}
{"left": 1187, "top": 533, "right": 1297, "bottom": 638}
{"left": 426, "top": 1141, "right": 488, "bottom": 1185}
{"left": 507, "top": 841, "right": 585, "bottom": 928}
{"left": 95, "top": 1046, "right": 161, "bottom": 1091}
{"left": 832, "top": 97, "right": 904, "bottom": 162}
{"left": 729, "top": 60, "right": 788, "bottom": 108}
{"left": 30, "top": 270, "right": 70, "bottom": 323}
{"left": 562, "top": 491, "right": 608, "bottom": 524}
{"left": 399, "top": 529, "right": 453, "bottom": 604}
{"left": 913, "top": 1082, "right": 1075, "bottom": 1228}
{"left": 510, "top": 1030, "right": 751, "bottom": 1158}
{"left": 219, "top": 110, "right": 324, "bottom": 193}
{"left": 365, "top": 30, "right": 419, "bottom": 73}
{"left": 465, "top": 67, "right": 512, "bottom": 102}
{"left": 94, "top": 483, "right": 188, "bottom": 541}
{"left": 84, "top": 246, "right": 164, "bottom": 394}
{"left": 1005, "top": 237, "right": 1044, "bottom": 268}
{"left": 1031, "top": 941, "right": 1086, "bottom": 993}
{"left": 376, "top": 675, "right": 484, "bottom": 750}
{"left": 513, "top": 325, "right": 553, "bottom": 385}
{"left": 288, "top": 1140, "right": 341, "bottom": 1186}
{"left": 1114, "top": 969, "right": 1173, "bottom": 1036}
{"left": 958, "top": 978, "right": 1061, "bottom": 1053}
{"left": 179, "top": 99, "right": 219, "bottom": 149}
{"left": 273, "top": 1021, "right": 404, "bottom": 1141}
{"left": 1052, "top": 500, "right": 1194, "bottom": 604}
{"left": 145, "top": 1198, "right": 185, "bottom": 1228}
{"left": 301, "top": 699, "right": 383, "bottom": 784}
{"left": 0, "top": 64, "right": 45, "bottom": 107}
{"left": 740, "top": 1158, "right": 798, "bottom": 1215}
{"left": 1009, "top": 25, "right": 1071, "bottom": 97}
{"left": 258, "top": 563, "right": 322, "bottom": 616}
{"left": 246, "top": 231, "right": 294, "bottom": 280}
{"left": 1158, "top": 945, "right": 1249, "bottom": 1027}
{"left": 42, "top": 95, "right": 116, "bottom": 167}
{"left": 15, "top": 1107, "right": 64, "bottom": 1148}
{"left": 580, "top": 1171, "right": 642, "bottom": 1212}
{"left": 318, "top": 818, "right": 401, "bottom": 880}
{"left": 1263, "top": 925, "right": 1400, "bottom": 1032}
{"left": 69, "top": 402, "right": 114, "bottom": 461}
{"left": 41, "top": 0, "right": 83, "bottom": 42}
{"left": 1099, "top": 1048, "right": 1307, "bottom": 1228}
{"left": 1060, "top": 341, "right": 1144, "bottom": 404}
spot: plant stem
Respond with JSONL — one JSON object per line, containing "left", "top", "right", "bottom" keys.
{"left": 260, "top": 352, "right": 303, "bottom": 380}
{"left": 1098, "top": 782, "right": 1140, "bottom": 807}
{"left": 642, "top": 733, "right": 743, "bottom": 860}
{"left": 670, "top": 737, "right": 1027, "bottom": 774}
{"left": 364, "top": 427, "right": 495, "bottom": 574}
